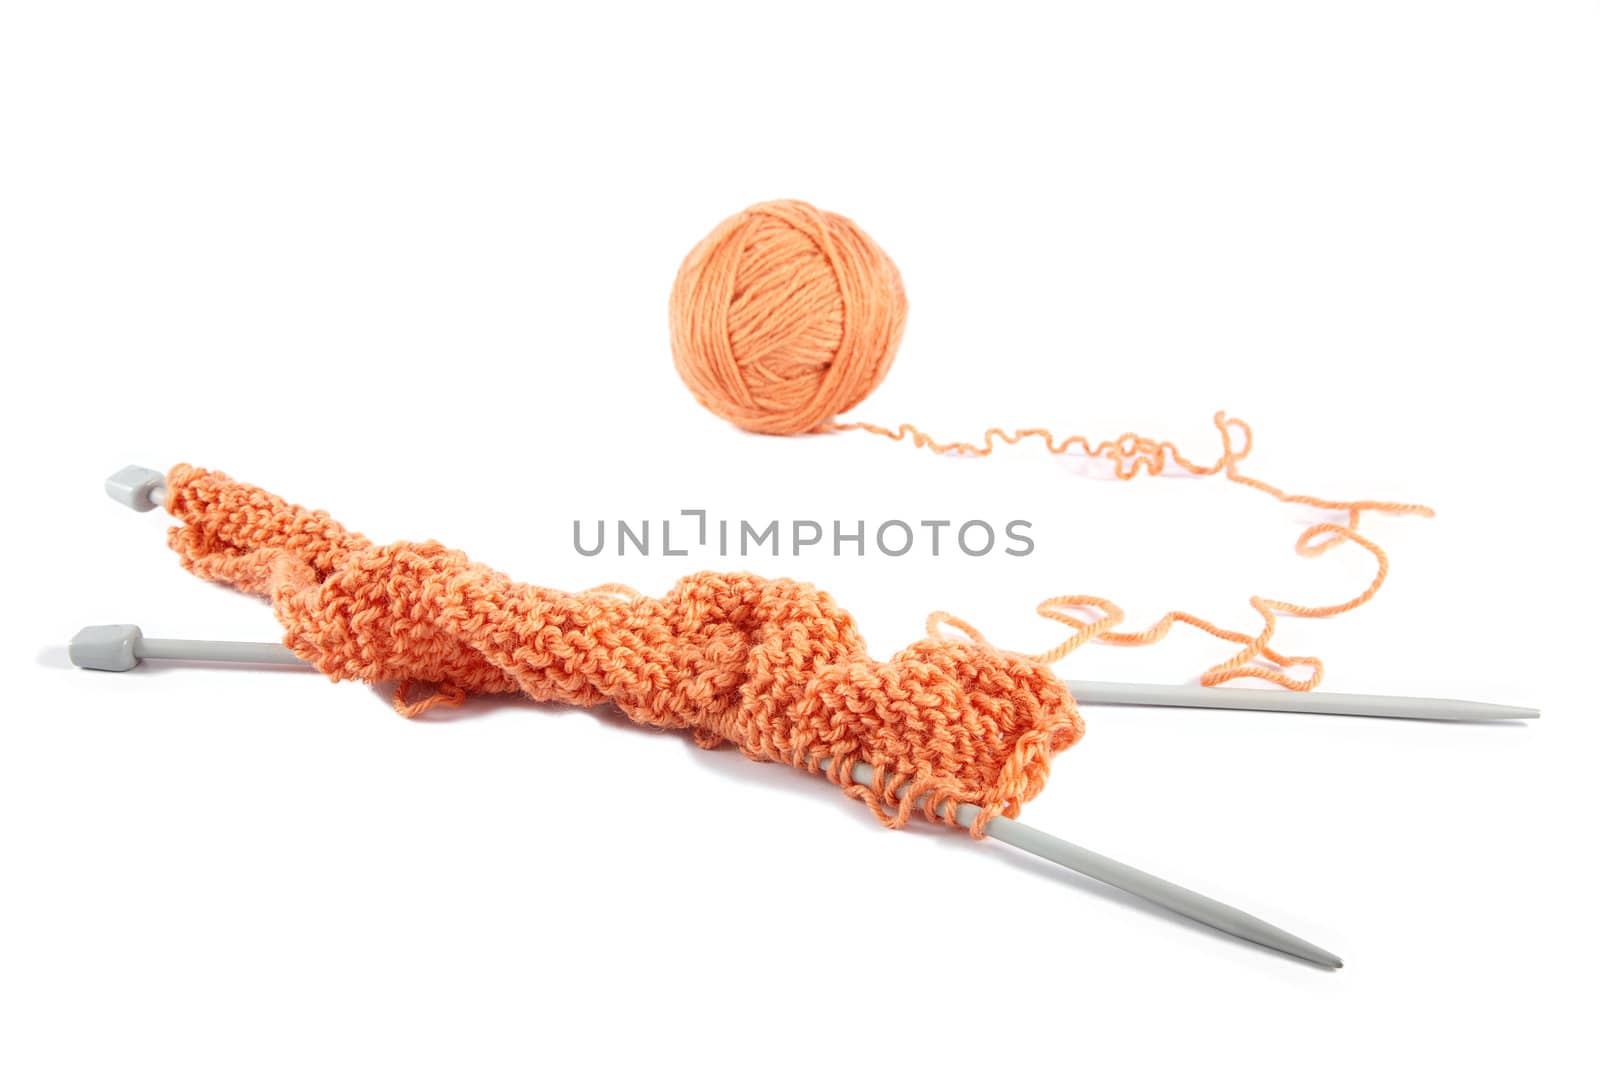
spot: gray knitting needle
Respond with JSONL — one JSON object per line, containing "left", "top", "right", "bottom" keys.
{"left": 65, "top": 622, "right": 1342, "bottom": 967}
{"left": 69, "top": 619, "right": 1541, "bottom": 722}
{"left": 70, "top": 626, "right": 307, "bottom": 670}
{"left": 827, "top": 760, "right": 1340, "bottom": 967}
{"left": 102, "top": 466, "right": 1538, "bottom": 723}
{"left": 1063, "top": 679, "right": 1537, "bottom": 722}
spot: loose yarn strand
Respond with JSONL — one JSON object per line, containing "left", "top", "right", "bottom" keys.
{"left": 829, "top": 410, "right": 1433, "bottom": 690}
{"left": 670, "top": 201, "right": 1435, "bottom": 692}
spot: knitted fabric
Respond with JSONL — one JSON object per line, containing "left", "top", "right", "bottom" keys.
{"left": 162, "top": 464, "right": 1083, "bottom": 833}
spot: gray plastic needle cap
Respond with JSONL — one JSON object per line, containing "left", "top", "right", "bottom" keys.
{"left": 105, "top": 466, "right": 167, "bottom": 512}
{"left": 69, "top": 624, "right": 143, "bottom": 671}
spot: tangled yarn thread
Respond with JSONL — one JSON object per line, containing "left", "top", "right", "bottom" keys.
{"left": 670, "top": 200, "right": 1434, "bottom": 691}
{"left": 163, "top": 464, "right": 1082, "bottom": 833}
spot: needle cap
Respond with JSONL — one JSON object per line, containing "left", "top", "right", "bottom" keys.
{"left": 105, "top": 466, "right": 166, "bottom": 512}
{"left": 69, "top": 624, "right": 143, "bottom": 671}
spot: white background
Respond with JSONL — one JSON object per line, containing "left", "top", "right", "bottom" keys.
{"left": 3, "top": 2, "right": 1596, "bottom": 1063}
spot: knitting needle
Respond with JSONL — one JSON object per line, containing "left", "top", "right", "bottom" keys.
{"left": 71, "top": 625, "right": 1538, "bottom": 722}
{"left": 73, "top": 628, "right": 1544, "bottom": 723}
{"left": 1062, "top": 679, "right": 1537, "bottom": 722}
{"left": 65, "top": 623, "right": 1342, "bottom": 968}
{"left": 69, "top": 626, "right": 307, "bottom": 670}
{"left": 828, "top": 761, "right": 1343, "bottom": 968}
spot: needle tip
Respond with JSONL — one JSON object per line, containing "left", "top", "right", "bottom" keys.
{"left": 1304, "top": 944, "right": 1343, "bottom": 969}
{"left": 1274, "top": 933, "right": 1343, "bottom": 970}
{"left": 1483, "top": 706, "right": 1539, "bottom": 721}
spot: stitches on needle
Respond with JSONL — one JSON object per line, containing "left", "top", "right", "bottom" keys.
{"left": 161, "top": 464, "right": 1085, "bottom": 834}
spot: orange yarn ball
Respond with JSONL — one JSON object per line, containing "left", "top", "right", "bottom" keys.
{"left": 669, "top": 200, "right": 908, "bottom": 435}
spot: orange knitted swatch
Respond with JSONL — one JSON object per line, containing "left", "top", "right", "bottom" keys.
{"left": 162, "top": 464, "right": 1082, "bottom": 833}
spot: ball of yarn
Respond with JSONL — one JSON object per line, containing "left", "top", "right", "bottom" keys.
{"left": 669, "top": 200, "right": 908, "bottom": 435}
